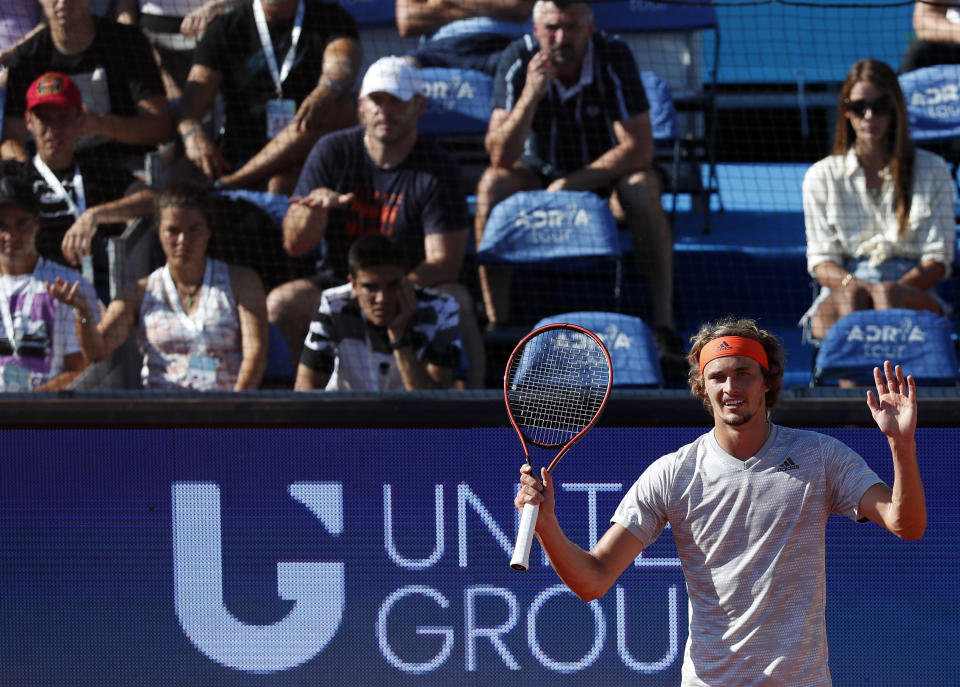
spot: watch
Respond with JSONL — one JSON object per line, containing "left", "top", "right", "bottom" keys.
{"left": 388, "top": 334, "right": 411, "bottom": 351}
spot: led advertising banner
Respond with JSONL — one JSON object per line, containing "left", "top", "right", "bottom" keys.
{"left": 2, "top": 427, "right": 957, "bottom": 685}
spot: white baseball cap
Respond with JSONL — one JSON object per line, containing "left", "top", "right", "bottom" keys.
{"left": 359, "top": 56, "right": 425, "bottom": 101}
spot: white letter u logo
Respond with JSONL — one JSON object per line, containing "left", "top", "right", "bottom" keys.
{"left": 172, "top": 482, "right": 345, "bottom": 673}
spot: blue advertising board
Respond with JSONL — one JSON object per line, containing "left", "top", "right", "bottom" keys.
{"left": 2, "top": 427, "right": 958, "bottom": 685}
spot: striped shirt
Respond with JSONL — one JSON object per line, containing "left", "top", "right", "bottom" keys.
{"left": 492, "top": 32, "right": 650, "bottom": 178}
{"left": 300, "top": 282, "right": 462, "bottom": 391}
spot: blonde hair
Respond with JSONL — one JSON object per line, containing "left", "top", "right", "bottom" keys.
{"left": 686, "top": 317, "right": 784, "bottom": 416}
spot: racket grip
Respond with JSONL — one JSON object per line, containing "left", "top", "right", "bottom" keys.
{"left": 510, "top": 503, "right": 540, "bottom": 571}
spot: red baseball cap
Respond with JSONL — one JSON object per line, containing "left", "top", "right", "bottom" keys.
{"left": 26, "top": 72, "right": 83, "bottom": 113}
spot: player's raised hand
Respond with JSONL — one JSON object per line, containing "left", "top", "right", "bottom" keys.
{"left": 866, "top": 360, "right": 917, "bottom": 443}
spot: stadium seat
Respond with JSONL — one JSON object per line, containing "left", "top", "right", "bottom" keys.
{"left": 899, "top": 64, "right": 960, "bottom": 196}
{"left": 534, "top": 311, "right": 664, "bottom": 387}
{"left": 477, "top": 190, "right": 623, "bottom": 322}
{"left": 595, "top": 0, "right": 721, "bottom": 219}
{"left": 812, "top": 309, "right": 960, "bottom": 387}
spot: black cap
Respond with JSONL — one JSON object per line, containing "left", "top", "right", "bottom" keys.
{"left": 0, "top": 176, "right": 40, "bottom": 215}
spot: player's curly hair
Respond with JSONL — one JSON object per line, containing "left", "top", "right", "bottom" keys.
{"left": 686, "top": 317, "right": 785, "bottom": 416}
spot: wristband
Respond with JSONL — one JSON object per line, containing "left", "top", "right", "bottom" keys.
{"left": 181, "top": 123, "right": 204, "bottom": 140}
{"left": 320, "top": 78, "right": 344, "bottom": 93}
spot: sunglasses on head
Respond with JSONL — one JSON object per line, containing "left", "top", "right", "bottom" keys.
{"left": 843, "top": 96, "right": 894, "bottom": 117}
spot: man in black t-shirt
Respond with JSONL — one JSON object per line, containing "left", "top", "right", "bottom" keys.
{"left": 0, "top": 72, "right": 156, "bottom": 300}
{"left": 477, "top": 0, "right": 685, "bottom": 378}
{"left": 1, "top": 0, "right": 170, "bottom": 169}
{"left": 177, "top": 0, "right": 361, "bottom": 194}
{"left": 268, "top": 56, "right": 485, "bottom": 386}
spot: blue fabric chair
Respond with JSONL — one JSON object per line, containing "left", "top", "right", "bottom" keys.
{"left": 899, "top": 64, "right": 960, "bottom": 195}
{"left": 418, "top": 67, "right": 494, "bottom": 135}
{"left": 534, "top": 312, "right": 664, "bottom": 387}
{"left": 812, "top": 309, "right": 959, "bottom": 386}
{"left": 477, "top": 190, "right": 621, "bottom": 263}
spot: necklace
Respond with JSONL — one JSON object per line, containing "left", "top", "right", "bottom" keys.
{"left": 178, "top": 284, "right": 201, "bottom": 311}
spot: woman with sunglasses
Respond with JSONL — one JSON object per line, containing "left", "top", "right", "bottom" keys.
{"left": 801, "top": 58, "right": 955, "bottom": 341}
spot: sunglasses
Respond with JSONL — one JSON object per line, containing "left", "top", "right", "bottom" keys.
{"left": 843, "top": 96, "right": 894, "bottom": 118}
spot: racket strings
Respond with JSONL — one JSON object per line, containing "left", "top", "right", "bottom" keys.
{"left": 507, "top": 330, "right": 610, "bottom": 446}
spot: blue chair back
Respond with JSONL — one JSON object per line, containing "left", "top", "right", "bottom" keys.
{"left": 477, "top": 190, "right": 621, "bottom": 264}
{"left": 813, "top": 309, "right": 959, "bottom": 386}
{"left": 899, "top": 65, "right": 960, "bottom": 142}
{"left": 419, "top": 67, "right": 494, "bottom": 135}
{"left": 535, "top": 312, "right": 663, "bottom": 387}
{"left": 641, "top": 70, "right": 678, "bottom": 141}
{"left": 592, "top": 0, "right": 717, "bottom": 32}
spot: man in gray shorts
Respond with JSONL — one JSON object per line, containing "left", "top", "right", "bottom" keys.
{"left": 514, "top": 316, "right": 927, "bottom": 686}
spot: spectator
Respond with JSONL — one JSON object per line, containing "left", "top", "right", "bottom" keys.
{"left": 514, "top": 317, "right": 926, "bottom": 686}
{"left": 398, "top": 0, "right": 534, "bottom": 75}
{"left": 0, "top": 175, "right": 97, "bottom": 391}
{"left": 115, "top": 0, "right": 248, "bottom": 101}
{"left": 295, "top": 233, "right": 462, "bottom": 390}
{"left": 900, "top": 1, "right": 960, "bottom": 72}
{"left": 177, "top": 0, "right": 361, "bottom": 193}
{"left": 48, "top": 183, "right": 269, "bottom": 391}
{"left": 801, "top": 58, "right": 954, "bottom": 342}
{"left": 475, "top": 0, "right": 685, "bottom": 378}
{"left": 1, "top": 0, "right": 171, "bottom": 170}
{"left": 0, "top": 72, "right": 156, "bottom": 299}
{"left": 269, "top": 56, "right": 484, "bottom": 386}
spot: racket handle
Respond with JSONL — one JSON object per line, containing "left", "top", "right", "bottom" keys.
{"left": 510, "top": 503, "right": 540, "bottom": 571}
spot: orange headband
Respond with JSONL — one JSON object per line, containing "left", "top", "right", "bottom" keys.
{"left": 698, "top": 336, "right": 769, "bottom": 375}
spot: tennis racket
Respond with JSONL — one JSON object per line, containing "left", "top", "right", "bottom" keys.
{"left": 506, "top": 323, "right": 613, "bottom": 571}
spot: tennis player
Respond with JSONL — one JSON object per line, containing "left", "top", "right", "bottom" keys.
{"left": 514, "top": 316, "right": 926, "bottom": 686}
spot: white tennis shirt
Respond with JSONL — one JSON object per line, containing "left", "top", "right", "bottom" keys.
{"left": 612, "top": 423, "right": 883, "bottom": 686}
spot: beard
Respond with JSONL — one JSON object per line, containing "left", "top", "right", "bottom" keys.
{"left": 549, "top": 44, "right": 576, "bottom": 65}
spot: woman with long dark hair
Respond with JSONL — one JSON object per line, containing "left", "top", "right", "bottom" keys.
{"left": 801, "top": 58, "right": 955, "bottom": 340}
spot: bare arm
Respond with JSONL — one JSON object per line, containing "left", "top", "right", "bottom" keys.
{"left": 83, "top": 94, "right": 172, "bottom": 146}
{"left": 896, "top": 259, "right": 947, "bottom": 291}
{"left": 181, "top": 0, "right": 250, "bottom": 37}
{"left": 486, "top": 50, "right": 554, "bottom": 167}
{"left": 1, "top": 118, "right": 29, "bottom": 161}
{"left": 397, "top": 0, "right": 534, "bottom": 36}
{"left": 47, "top": 277, "right": 144, "bottom": 363}
{"left": 547, "top": 113, "right": 653, "bottom": 192}
{"left": 515, "top": 464, "right": 644, "bottom": 600}
{"left": 914, "top": 1, "right": 960, "bottom": 43}
{"left": 229, "top": 265, "right": 268, "bottom": 390}
{"left": 179, "top": 64, "right": 231, "bottom": 180}
{"left": 292, "top": 37, "right": 363, "bottom": 132}
{"left": 115, "top": 0, "right": 138, "bottom": 24}
{"left": 408, "top": 229, "right": 468, "bottom": 286}
{"left": 858, "top": 361, "right": 927, "bottom": 540}
{"left": 33, "top": 352, "right": 87, "bottom": 391}
{"left": 294, "top": 362, "right": 330, "bottom": 390}
{"left": 61, "top": 188, "right": 157, "bottom": 267}
{"left": 282, "top": 188, "right": 355, "bottom": 255}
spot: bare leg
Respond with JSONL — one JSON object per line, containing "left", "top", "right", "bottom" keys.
{"left": 473, "top": 163, "right": 542, "bottom": 324}
{"left": 809, "top": 284, "right": 873, "bottom": 340}
{"left": 611, "top": 170, "right": 675, "bottom": 330}
{"left": 267, "top": 278, "right": 325, "bottom": 370}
